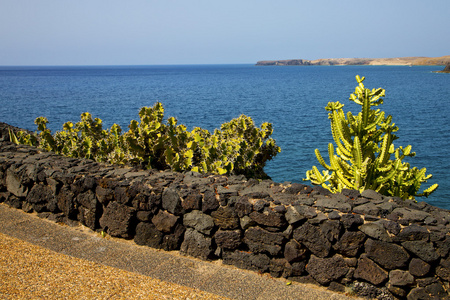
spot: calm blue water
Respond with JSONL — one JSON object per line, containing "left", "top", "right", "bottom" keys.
{"left": 0, "top": 65, "right": 449, "bottom": 209}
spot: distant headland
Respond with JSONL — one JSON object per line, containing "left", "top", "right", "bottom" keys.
{"left": 256, "top": 55, "right": 450, "bottom": 66}
{"left": 435, "top": 63, "right": 450, "bottom": 73}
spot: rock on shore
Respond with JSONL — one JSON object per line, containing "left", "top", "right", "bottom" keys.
{"left": 435, "top": 63, "right": 450, "bottom": 73}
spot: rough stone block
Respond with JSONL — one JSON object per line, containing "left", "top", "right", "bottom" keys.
{"left": 136, "top": 211, "right": 152, "bottom": 222}
{"left": 201, "top": 189, "right": 219, "bottom": 213}
{"left": 269, "top": 258, "right": 291, "bottom": 278}
{"left": 222, "top": 250, "right": 270, "bottom": 273}
{"left": 361, "top": 189, "right": 383, "bottom": 201}
{"left": 234, "top": 196, "right": 252, "bottom": 218}
{"left": 394, "top": 224, "right": 430, "bottom": 242}
{"left": 360, "top": 222, "right": 392, "bottom": 242}
{"left": 407, "top": 287, "right": 433, "bottom": 300}
{"left": 57, "top": 186, "right": 77, "bottom": 219}
{"left": 402, "top": 240, "right": 440, "bottom": 263}
{"left": 214, "top": 229, "right": 241, "bottom": 249}
{"left": 239, "top": 215, "right": 256, "bottom": 230}
{"left": 293, "top": 205, "right": 318, "bottom": 219}
{"left": 389, "top": 270, "right": 414, "bottom": 286}
{"left": 341, "top": 213, "right": 364, "bottom": 230}
{"left": 26, "top": 183, "right": 56, "bottom": 212}
{"left": 340, "top": 189, "right": 360, "bottom": 199}
{"left": 284, "top": 239, "right": 308, "bottom": 263}
{"left": 162, "top": 187, "right": 184, "bottom": 215}
{"left": 244, "top": 226, "right": 284, "bottom": 256}
{"left": 6, "top": 168, "right": 28, "bottom": 197}
{"left": 435, "top": 235, "right": 450, "bottom": 258}
{"left": 391, "top": 207, "right": 431, "bottom": 223}
{"left": 364, "top": 238, "right": 410, "bottom": 269}
{"left": 284, "top": 183, "right": 308, "bottom": 194}
{"left": 183, "top": 210, "right": 214, "bottom": 235}
{"left": 314, "top": 197, "right": 352, "bottom": 213}
{"left": 252, "top": 199, "right": 267, "bottom": 212}
{"left": 380, "top": 219, "right": 401, "bottom": 235}
{"left": 180, "top": 228, "right": 213, "bottom": 260}
{"left": 134, "top": 222, "right": 164, "bottom": 248}
{"left": 161, "top": 223, "right": 185, "bottom": 251}
{"left": 353, "top": 202, "right": 381, "bottom": 216}
{"left": 182, "top": 191, "right": 202, "bottom": 211}
{"left": 409, "top": 258, "right": 431, "bottom": 277}
{"left": 211, "top": 206, "right": 240, "bottom": 230}
{"left": 436, "top": 257, "right": 450, "bottom": 281}
{"left": 95, "top": 185, "right": 114, "bottom": 205}
{"left": 249, "top": 208, "right": 287, "bottom": 228}
{"left": 99, "top": 201, "right": 136, "bottom": 239}
{"left": 354, "top": 256, "right": 388, "bottom": 286}
{"left": 319, "top": 220, "right": 343, "bottom": 243}
{"left": 334, "top": 230, "right": 366, "bottom": 257}
{"left": 152, "top": 210, "right": 179, "bottom": 233}
{"left": 306, "top": 255, "right": 349, "bottom": 285}
{"left": 77, "top": 190, "right": 97, "bottom": 211}
{"left": 293, "top": 222, "right": 331, "bottom": 258}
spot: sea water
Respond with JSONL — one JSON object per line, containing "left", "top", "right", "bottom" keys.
{"left": 0, "top": 64, "right": 448, "bottom": 209}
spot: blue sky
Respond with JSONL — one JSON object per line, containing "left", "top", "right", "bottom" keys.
{"left": 1, "top": 0, "right": 449, "bottom": 65}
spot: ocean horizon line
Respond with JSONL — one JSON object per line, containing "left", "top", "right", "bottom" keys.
{"left": 0, "top": 63, "right": 256, "bottom": 68}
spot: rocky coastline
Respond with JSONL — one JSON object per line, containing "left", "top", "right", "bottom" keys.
{"left": 1, "top": 122, "right": 449, "bottom": 299}
{"left": 435, "top": 63, "right": 450, "bottom": 73}
{"left": 256, "top": 56, "right": 450, "bottom": 66}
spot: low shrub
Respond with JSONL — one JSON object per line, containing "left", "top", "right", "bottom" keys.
{"left": 11, "top": 102, "right": 280, "bottom": 179}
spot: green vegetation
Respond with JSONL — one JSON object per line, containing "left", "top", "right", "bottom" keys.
{"left": 10, "top": 76, "right": 439, "bottom": 200}
{"left": 10, "top": 102, "right": 280, "bottom": 179}
{"left": 304, "top": 75, "right": 438, "bottom": 200}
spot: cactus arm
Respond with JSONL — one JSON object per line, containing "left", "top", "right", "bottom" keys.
{"left": 336, "top": 157, "right": 352, "bottom": 177}
{"left": 362, "top": 89, "right": 370, "bottom": 128}
{"left": 375, "top": 167, "right": 396, "bottom": 184}
{"left": 8, "top": 129, "right": 19, "bottom": 144}
{"left": 328, "top": 144, "right": 342, "bottom": 171}
{"left": 403, "top": 145, "right": 412, "bottom": 156}
{"left": 330, "top": 118, "right": 352, "bottom": 158}
{"left": 414, "top": 167, "right": 427, "bottom": 182}
{"left": 315, "top": 148, "right": 332, "bottom": 170}
{"left": 364, "top": 111, "right": 384, "bottom": 132}
{"left": 378, "top": 133, "right": 391, "bottom": 165}
{"left": 419, "top": 183, "right": 439, "bottom": 197}
{"left": 335, "top": 169, "right": 353, "bottom": 189}
{"left": 352, "top": 136, "right": 363, "bottom": 170}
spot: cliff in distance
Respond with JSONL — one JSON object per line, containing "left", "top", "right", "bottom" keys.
{"left": 256, "top": 55, "right": 450, "bottom": 66}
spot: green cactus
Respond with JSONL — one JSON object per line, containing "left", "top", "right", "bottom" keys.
{"left": 123, "top": 103, "right": 168, "bottom": 168}
{"left": 8, "top": 129, "right": 19, "bottom": 144}
{"left": 189, "top": 115, "right": 280, "bottom": 178}
{"left": 305, "top": 75, "right": 438, "bottom": 200}
{"left": 11, "top": 102, "right": 280, "bottom": 179}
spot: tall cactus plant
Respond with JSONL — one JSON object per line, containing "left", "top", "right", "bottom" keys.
{"left": 305, "top": 75, "right": 438, "bottom": 200}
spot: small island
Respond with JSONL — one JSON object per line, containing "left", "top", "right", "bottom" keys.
{"left": 256, "top": 55, "right": 450, "bottom": 66}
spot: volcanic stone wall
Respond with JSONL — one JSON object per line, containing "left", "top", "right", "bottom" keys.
{"left": 1, "top": 129, "right": 449, "bottom": 299}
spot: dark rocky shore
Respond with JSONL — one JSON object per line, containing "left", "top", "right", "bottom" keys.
{"left": 435, "top": 63, "right": 450, "bottom": 73}
{"left": 0, "top": 122, "right": 449, "bottom": 299}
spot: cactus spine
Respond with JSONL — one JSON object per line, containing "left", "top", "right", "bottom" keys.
{"left": 305, "top": 75, "right": 438, "bottom": 200}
